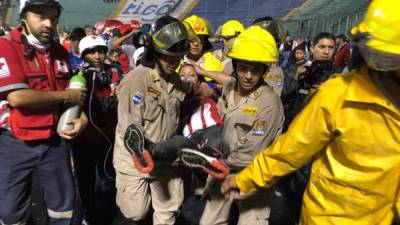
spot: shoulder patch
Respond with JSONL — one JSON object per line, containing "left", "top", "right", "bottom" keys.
{"left": 133, "top": 92, "right": 144, "bottom": 104}
{"left": 253, "top": 120, "right": 267, "bottom": 136}
{"left": 0, "top": 57, "right": 10, "bottom": 78}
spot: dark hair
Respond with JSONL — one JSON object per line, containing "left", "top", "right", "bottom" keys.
{"left": 294, "top": 43, "right": 306, "bottom": 52}
{"left": 179, "top": 63, "right": 205, "bottom": 83}
{"left": 313, "top": 32, "right": 335, "bottom": 46}
{"left": 141, "top": 46, "right": 156, "bottom": 68}
{"left": 69, "top": 27, "right": 86, "bottom": 41}
{"left": 84, "top": 25, "right": 95, "bottom": 30}
{"left": 231, "top": 59, "right": 269, "bottom": 79}
{"left": 251, "top": 16, "right": 274, "bottom": 25}
{"left": 335, "top": 34, "right": 347, "bottom": 41}
{"left": 180, "top": 62, "right": 195, "bottom": 70}
{"left": 202, "top": 36, "right": 213, "bottom": 51}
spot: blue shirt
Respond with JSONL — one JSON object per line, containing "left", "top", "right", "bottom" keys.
{"left": 69, "top": 49, "right": 82, "bottom": 70}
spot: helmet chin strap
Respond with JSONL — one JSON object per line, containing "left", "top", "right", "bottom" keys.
{"left": 20, "top": 19, "right": 50, "bottom": 51}
{"left": 155, "top": 58, "right": 171, "bottom": 79}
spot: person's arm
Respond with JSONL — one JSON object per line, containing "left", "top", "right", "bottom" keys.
{"left": 6, "top": 88, "right": 86, "bottom": 108}
{"left": 343, "top": 45, "right": 352, "bottom": 65}
{"left": 221, "top": 85, "right": 336, "bottom": 197}
{"left": 59, "top": 111, "right": 88, "bottom": 140}
{"left": 197, "top": 82, "right": 217, "bottom": 98}
{"left": 111, "top": 29, "right": 138, "bottom": 49}
{"left": 195, "top": 65, "right": 232, "bottom": 86}
{"left": 282, "top": 64, "right": 299, "bottom": 98}
{"left": 118, "top": 71, "right": 155, "bottom": 172}
{"left": 117, "top": 73, "right": 146, "bottom": 134}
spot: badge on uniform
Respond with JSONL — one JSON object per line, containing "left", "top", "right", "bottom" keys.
{"left": 0, "top": 57, "right": 10, "bottom": 78}
{"left": 56, "top": 60, "right": 69, "bottom": 73}
{"left": 253, "top": 120, "right": 267, "bottom": 136}
{"left": 240, "top": 106, "right": 258, "bottom": 116}
{"left": 148, "top": 86, "right": 162, "bottom": 98}
{"left": 133, "top": 92, "right": 143, "bottom": 104}
{"left": 252, "top": 91, "right": 261, "bottom": 99}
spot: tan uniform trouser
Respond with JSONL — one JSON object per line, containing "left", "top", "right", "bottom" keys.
{"left": 115, "top": 169, "right": 183, "bottom": 225}
{"left": 199, "top": 176, "right": 272, "bottom": 225}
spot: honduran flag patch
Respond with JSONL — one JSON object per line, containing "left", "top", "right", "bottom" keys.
{"left": 133, "top": 92, "right": 143, "bottom": 104}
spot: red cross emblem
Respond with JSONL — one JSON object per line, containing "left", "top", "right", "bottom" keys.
{"left": 0, "top": 57, "right": 10, "bottom": 78}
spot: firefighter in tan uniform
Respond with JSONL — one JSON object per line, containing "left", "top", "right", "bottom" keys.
{"left": 195, "top": 26, "right": 285, "bottom": 225}
{"left": 182, "top": 15, "right": 224, "bottom": 89}
{"left": 213, "top": 20, "right": 245, "bottom": 76}
{"left": 112, "top": 16, "right": 189, "bottom": 225}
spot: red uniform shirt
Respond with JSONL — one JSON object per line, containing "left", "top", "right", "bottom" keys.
{"left": 333, "top": 44, "right": 351, "bottom": 69}
{"left": 118, "top": 51, "right": 130, "bottom": 74}
{"left": 0, "top": 28, "right": 71, "bottom": 140}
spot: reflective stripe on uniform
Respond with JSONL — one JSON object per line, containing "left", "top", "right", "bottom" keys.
{"left": 0, "top": 220, "right": 26, "bottom": 225}
{"left": 47, "top": 209, "right": 73, "bottom": 219}
{"left": 0, "top": 100, "right": 10, "bottom": 129}
{"left": 0, "top": 83, "right": 29, "bottom": 93}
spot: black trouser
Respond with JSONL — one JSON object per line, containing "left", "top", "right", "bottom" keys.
{"left": 71, "top": 137, "right": 116, "bottom": 225}
{"left": 0, "top": 130, "right": 75, "bottom": 225}
{"left": 150, "top": 125, "right": 224, "bottom": 161}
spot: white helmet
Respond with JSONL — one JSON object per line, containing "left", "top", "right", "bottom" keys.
{"left": 133, "top": 46, "right": 144, "bottom": 68}
{"left": 79, "top": 35, "right": 108, "bottom": 58}
{"left": 19, "top": 0, "right": 61, "bottom": 14}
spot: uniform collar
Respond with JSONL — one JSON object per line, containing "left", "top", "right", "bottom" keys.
{"left": 344, "top": 66, "right": 399, "bottom": 114}
{"left": 225, "top": 79, "right": 264, "bottom": 107}
{"left": 10, "top": 27, "right": 24, "bottom": 44}
{"left": 248, "top": 83, "right": 266, "bottom": 100}
{"left": 150, "top": 68, "right": 185, "bottom": 100}
{"left": 183, "top": 54, "right": 205, "bottom": 66}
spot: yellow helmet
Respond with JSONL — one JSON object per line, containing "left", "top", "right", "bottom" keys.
{"left": 351, "top": 0, "right": 400, "bottom": 55}
{"left": 182, "top": 21, "right": 201, "bottom": 43}
{"left": 184, "top": 15, "right": 213, "bottom": 36}
{"left": 228, "top": 26, "right": 278, "bottom": 63}
{"left": 220, "top": 20, "right": 245, "bottom": 38}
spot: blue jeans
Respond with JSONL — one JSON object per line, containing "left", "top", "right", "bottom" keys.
{"left": 0, "top": 130, "right": 75, "bottom": 225}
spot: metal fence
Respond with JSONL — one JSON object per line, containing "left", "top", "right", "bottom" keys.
{"left": 281, "top": 0, "right": 370, "bottom": 39}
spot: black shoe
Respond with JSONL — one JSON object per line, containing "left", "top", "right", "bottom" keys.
{"left": 124, "top": 124, "right": 155, "bottom": 173}
{"left": 181, "top": 147, "right": 229, "bottom": 179}
{"left": 124, "top": 124, "right": 145, "bottom": 158}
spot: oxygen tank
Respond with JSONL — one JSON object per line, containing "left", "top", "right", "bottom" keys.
{"left": 57, "top": 71, "right": 86, "bottom": 134}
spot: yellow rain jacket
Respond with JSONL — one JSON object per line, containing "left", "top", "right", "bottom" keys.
{"left": 235, "top": 67, "right": 400, "bottom": 225}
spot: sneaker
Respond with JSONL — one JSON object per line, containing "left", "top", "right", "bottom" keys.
{"left": 181, "top": 147, "right": 229, "bottom": 179}
{"left": 124, "top": 124, "right": 154, "bottom": 173}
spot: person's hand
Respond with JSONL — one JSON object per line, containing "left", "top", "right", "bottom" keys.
{"left": 110, "top": 84, "right": 117, "bottom": 96}
{"left": 59, "top": 114, "right": 88, "bottom": 140}
{"left": 131, "top": 150, "right": 154, "bottom": 173}
{"left": 171, "top": 157, "right": 181, "bottom": 168}
{"left": 194, "top": 64, "right": 206, "bottom": 76}
{"left": 197, "top": 138, "right": 209, "bottom": 149}
{"left": 295, "top": 64, "right": 308, "bottom": 80}
{"left": 64, "top": 88, "right": 87, "bottom": 106}
{"left": 197, "top": 82, "right": 215, "bottom": 97}
{"left": 221, "top": 175, "right": 241, "bottom": 201}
